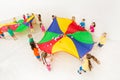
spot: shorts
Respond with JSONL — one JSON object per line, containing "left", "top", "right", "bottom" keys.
{"left": 98, "top": 43, "right": 104, "bottom": 47}
{"left": 36, "top": 56, "right": 40, "bottom": 59}
{"left": 0, "top": 34, "right": 4, "bottom": 37}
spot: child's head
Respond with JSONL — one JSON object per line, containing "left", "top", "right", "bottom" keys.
{"left": 13, "top": 17, "right": 16, "bottom": 19}
{"left": 86, "top": 54, "right": 92, "bottom": 59}
{"left": 52, "top": 15, "right": 56, "bottom": 20}
{"left": 82, "top": 18, "right": 85, "bottom": 21}
{"left": 38, "top": 14, "right": 41, "bottom": 17}
{"left": 92, "top": 22, "right": 96, "bottom": 27}
{"left": 13, "top": 17, "right": 16, "bottom": 21}
{"left": 72, "top": 16, "right": 75, "bottom": 21}
{"left": 32, "top": 13, "right": 34, "bottom": 16}
{"left": 27, "top": 13, "right": 29, "bottom": 16}
{"left": 103, "top": 32, "right": 107, "bottom": 37}
{"left": 7, "top": 26, "right": 10, "bottom": 29}
{"left": 28, "top": 34, "right": 32, "bottom": 38}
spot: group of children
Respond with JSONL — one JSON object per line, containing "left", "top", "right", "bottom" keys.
{"left": 72, "top": 16, "right": 107, "bottom": 74}
{"left": 1, "top": 13, "right": 107, "bottom": 74}
{"left": 28, "top": 34, "right": 52, "bottom": 71}
{"left": 27, "top": 15, "right": 107, "bottom": 73}
{"left": 0, "top": 26, "right": 17, "bottom": 40}
{"left": 0, "top": 13, "right": 47, "bottom": 40}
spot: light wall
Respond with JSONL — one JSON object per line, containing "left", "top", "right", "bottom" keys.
{"left": 0, "top": 0, "right": 120, "bottom": 40}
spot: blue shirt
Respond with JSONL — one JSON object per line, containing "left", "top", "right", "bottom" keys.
{"left": 80, "top": 22, "right": 85, "bottom": 28}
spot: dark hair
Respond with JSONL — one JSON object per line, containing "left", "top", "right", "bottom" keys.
{"left": 38, "top": 14, "right": 42, "bottom": 21}
{"left": 93, "top": 22, "right": 96, "bottom": 27}
{"left": 86, "top": 54, "right": 100, "bottom": 71}
{"left": 30, "top": 42, "right": 36, "bottom": 50}
{"left": 52, "top": 15, "right": 55, "bottom": 17}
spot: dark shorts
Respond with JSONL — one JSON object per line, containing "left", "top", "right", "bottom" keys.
{"left": 0, "top": 34, "right": 4, "bottom": 37}
{"left": 36, "top": 56, "right": 40, "bottom": 59}
{"left": 98, "top": 43, "right": 104, "bottom": 47}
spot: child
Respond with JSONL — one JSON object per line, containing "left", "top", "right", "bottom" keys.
{"left": 0, "top": 29, "right": 5, "bottom": 39}
{"left": 27, "top": 13, "right": 30, "bottom": 18}
{"left": 89, "top": 22, "right": 96, "bottom": 33}
{"left": 37, "top": 14, "right": 42, "bottom": 27}
{"left": 29, "top": 22, "right": 34, "bottom": 32}
{"left": 13, "top": 17, "right": 17, "bottom": 23}
{"left": 31, "top": 13, "right": 36, "bottom": 24}
{"left": 72, "top": 16, "right": 75, "bottom": 21}
{"left": 28, "top": 34, "right": 35, "bottom": 48}
{"left": 80, "top": 18, "right": 86, "bottom": 28}
{"left": 7, "top": 27, "right": 17, "bottom": 40}
{"left": 41, "top": 51, "right": 47, "bottom": 65}
{"left": 40, "top": 23, "right": 46, "bottom": 33}
{"left": 38, "top": 14, "right": 42, "bottom": 23}
{"left": 98, "top": 32, "right": 107, "bottom": 47}
{"left": 52, "top": 15, "right": 56, "bottom": 20}
{"left": 23, "top": 14, "right": 27, "bottom": 22}
{"left": 77, "top": 53, "right": 100, "bottom": 74}
{"left": 28, "top": 13, "right": 34, "bottom": 32}
{"left": 45, "top": 54, "right": 53, "bottom": 71}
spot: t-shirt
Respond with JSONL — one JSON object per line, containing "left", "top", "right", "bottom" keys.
{"left": 29, "top": 38, "right": 34, "bottom": 43}
{"left": 0, "top": 30, "right": 3, "bottom": 34}
{"left": 82, "top": 58, "right": 89, "bottom": 71}
{"left": 8, "top": 29, "right": 14, "bottom": 36}
{"left": 80, "top": 22, "right": 85, "bottom": 28}
{"left": 33, "top": 48, "right": 40, "bottom": 56}
{"left": 90, "top": 25, "right": 95, "bottom": 32}
{"left": 99, "top": 36, "right": 106, "bottom": 44}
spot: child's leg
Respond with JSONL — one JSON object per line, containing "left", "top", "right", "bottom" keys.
{"left": 42, "top": 57, "right": 47, "bottom": 65}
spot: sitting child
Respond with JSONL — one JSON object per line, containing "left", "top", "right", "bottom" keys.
{"left": 41, "top": 51, "right": 48, "bottom": 65}
{"left": 77, "top": 53, "right": 100, "bottom": 74}
{"left": 98, "top": 32, "right": 107, "bottom": 47}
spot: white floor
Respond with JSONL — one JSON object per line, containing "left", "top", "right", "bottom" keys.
{"left": 0, "top": 25, "right": 120, "bottom": 80}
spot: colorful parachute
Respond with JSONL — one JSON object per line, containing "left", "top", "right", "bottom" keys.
{"left": 37, "top": 17, "right": 94, "bottom": 58}
{"left": 0, "top": 15, "right": 34, "bottom": 32}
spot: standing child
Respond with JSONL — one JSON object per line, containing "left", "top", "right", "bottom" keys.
{"left": 28, "top": 34, "right": 35, "bottom": 49}
{"left": 23, "top": 14, "right": 27, "bottom": 22}
{"left": 40, "top": 23, "right": 46, "bottom": 33}
{"left": 90, "top": 22, "right": 96, "bottom": 33}
{"left": 28, "top": 34, "right": 41, "bottom": 61}
{"left": 7, "top": 27, "right": 17, "bottom": 40}
{"left": 26, "top": 13, "right": 34, "bottom": 32}
{"left": 38, "top": 14, "right": 42, "bottom": 28}
{"left": 13, "top": 17, "right": 17, "bottom": 23}
{"left": 77, "top": 53, "right": 100, "bottom": 74}
{"left": 38, "top": 14, "right": 42, "bottom": 23}
{"left": 52, "top": 15, "right": 56, "bottom": 20}
{"left": 98, "top": 32, "right": 107, "bottom": 47}
{"left": 27, "top": 13, "right": 30, "bottom": 18}
{"left": 41, "top": 51, "right": 47, "bottom": 65}
{"left": 29, "top": 22, "right": 34, "bottom": 32}
{"left": 80, "top": 18, "right": 86, "bottom": 28}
